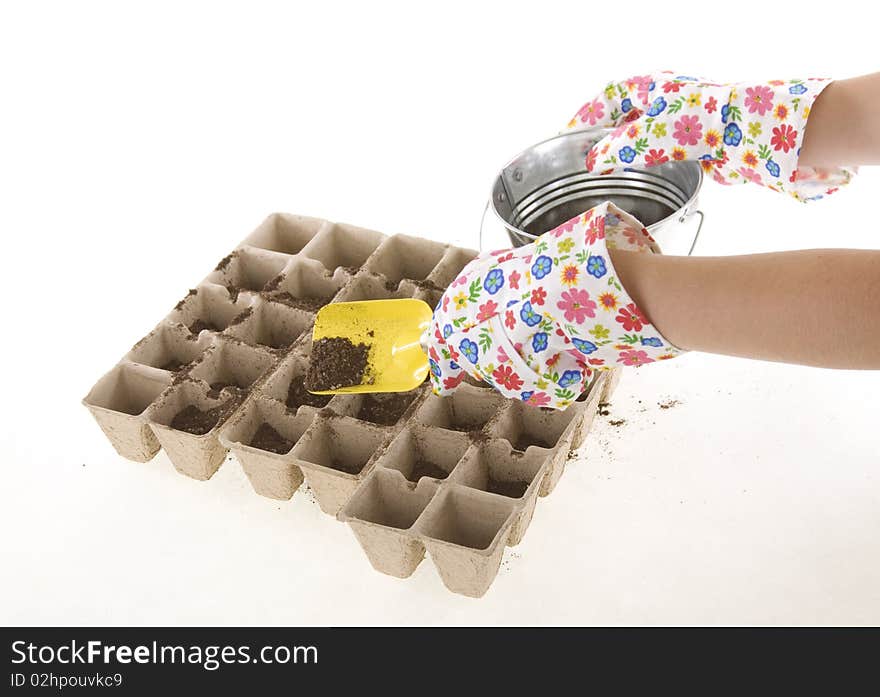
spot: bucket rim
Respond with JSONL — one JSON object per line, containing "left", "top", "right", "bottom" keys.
{"left": 488, "top": 128, "right": 704, "bottom": 241}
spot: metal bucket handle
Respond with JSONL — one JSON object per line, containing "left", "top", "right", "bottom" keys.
{"left": 479, "top": 199, "right": 705, "bottom": 256}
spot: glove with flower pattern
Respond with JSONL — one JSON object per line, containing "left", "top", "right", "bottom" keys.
{"left": 426, "top": 202, "right": 684, "bottom": 410}
{"left": 566, "top": 72, "right": 855, "bottom": 201}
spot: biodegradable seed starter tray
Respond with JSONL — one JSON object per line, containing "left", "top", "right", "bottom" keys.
{"left": 83, "top": 213, "right": 621, "bottom": 597}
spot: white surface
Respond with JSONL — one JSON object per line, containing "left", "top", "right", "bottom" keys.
{"left": 1, "top": 1, "right": 877, "bottom": 626}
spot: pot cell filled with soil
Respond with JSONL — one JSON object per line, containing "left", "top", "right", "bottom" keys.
{"left": 376, "top": 426, "right": 469, "bottom": 483}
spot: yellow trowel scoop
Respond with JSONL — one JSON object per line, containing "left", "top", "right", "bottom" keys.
{"left": 308, "top": 299, "right": 434, "bottom": 395}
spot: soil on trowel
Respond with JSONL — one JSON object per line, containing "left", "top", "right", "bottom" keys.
{"left": 305, "top": 337, "right": 371, "bottom": 392}
{"left": 249, "top": 423, "right": 293, "bottom": 454}
{"left": 487, "top": 478, "right": 528, "bottom": 499}
{"left": 286, "top": 374, "right": 332, "bottom": 410}
{"left": 357, "top": 393, "right": 414, "bottom": 426}
{"left": 188, "top": 319, "right": 219, "bottom": 336}
{"left": 408, "top": 459, "right": 448, "bottom": 482}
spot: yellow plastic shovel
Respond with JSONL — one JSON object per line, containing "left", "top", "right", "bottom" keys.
{"left": 308, "top": 299, "right": 434, "bottom": 395}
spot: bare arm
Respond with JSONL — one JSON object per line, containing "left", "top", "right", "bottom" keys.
{"left": 610, "top": 248, "right": 880, "bottom": 369}
{"left": 800, "top": 72, "right": 880, "bottom": 167}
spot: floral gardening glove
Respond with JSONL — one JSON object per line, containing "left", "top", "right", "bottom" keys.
{"left": 566, "top": 72, "right": 856, "bottom": 201}
{"left": 426, "top": 202, "right": 683, "bottom": 410}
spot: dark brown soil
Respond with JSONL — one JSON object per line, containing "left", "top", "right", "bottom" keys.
{"left": 408, "top": 459, "right": 448, "bottom": 482}
{"left": 598, "top": 402, "right": 611, "bottom": 416}
{"left": 161, "top": 358, "right": 186, "bottom": 372}
{"left": 269, "top": 292, "right": 330, "bottom": 313}
{"left": 609, "top": 418, "right": 626, "bottom": 427}
{"left": 228, "top": 307, "right": 252, "bottom": 326}
{"left": 487, "top": 478, "right": 528, "bottom": 498}
{"left": 188, "top": 319, "right": 219, "bottom": 336}
{"left": 226, "top": 285, "right": 241, "bottom": 303}
{"left": 249, "top": 423, "right": 293, "bottom": 454}
{"left": 356, "top": 393, "right": 415, "bottom": 426}
{"left": 263, "top": 274, "right": 284, "bottom": 292}
{"left": 305, "top": 337, "right": 371, "bottom": 391}
{"left": 215, "top": 252, "right": 235, "bottom": 272}
{"left": 175, "top": 289, "right": 198, "bottom": 312}
{"left": 659, "top": 399, "right": 681, "bottom": 410}
{"left": 513, "top": 434, "right": 551, "bottom": 451}
{"left": 286, "top": 374, "right": 331, "bottom": 409}
{"left": 169, "top": 405, "right": 220, "bottom": 435}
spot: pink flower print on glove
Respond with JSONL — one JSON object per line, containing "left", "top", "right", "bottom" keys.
{"left": 426, "top": 202, "right": 685, "bottom": 410}
{"left": 565, "top": 72, "right": 856, "bottom": 202}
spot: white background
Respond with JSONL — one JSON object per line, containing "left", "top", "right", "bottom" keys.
{"left": 1, "top": 1, "right": 877, "bottom": 625}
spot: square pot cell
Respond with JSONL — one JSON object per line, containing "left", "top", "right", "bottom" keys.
{"left": 301, "top": 222, "right": 385, "bottom": 271}
{"left": 364, "top": 234, "right": 448, "bottom": 285}
{"left": 188, "top": 339, "right": 276, "bottom": 398}
{"left": 292, "top": 417, "right": 387, "bottom": 477}
{"left": 241, "top": 213, "right": 327, "bottom": 255}
{"left": 332, "top": 272, "right": 410, "bottom": 303}
{"left": 224, "top": 299, "right": 313, "bottom": 351}
{"left": 375, "top": 426, "right": 469, "bottom": 483}
{"left": 452, "top": 439, "right": 546, "bottom": 500}
{"left": 84, "top": 363, "right": 172, "bottom": 418}
{"left": 342, "top": 468, "right": 437, "bottom": 530}
{"left": 330, "top": 389, "right": 422, "bottom": 427}
{"left": 490, "top": 399, "right": 581, "bottom": 452}
{"left": 259, "top": 352, "right": 332, "bottom": 411}
{"left": 126, "top": 322, "right": 211, "bottom": 374}
{"left": 263, "top": 257, "right": 348, "bottom": 313}
{"left": 168, "top": 284, "right": 254, "bottom": 337}
{"left": 207, "top": 248, "right": 290, "bottom": 293}
{"left": 427, "top": 246, "right": 478, "bottom": 288}
{"left": 83, "top": 364, "right": 172, "bottom": 462}
{"left": 418, "top": 486, "right": 515, "bottom": 552}
{"left": 149, "top": 379, "right": 245, "bottom": 437}
{"left": 220, "top": 397, "right": 316, "bottom": 456}
{"left": 414, "top": 385, "right": 505, "bottom": 434}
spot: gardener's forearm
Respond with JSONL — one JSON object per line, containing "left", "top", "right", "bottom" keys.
{"left": 609, "top": 248, "right": 880, "bottom": 369}
{"left": 800, "top": 73, "right": 880, "bottom": 167}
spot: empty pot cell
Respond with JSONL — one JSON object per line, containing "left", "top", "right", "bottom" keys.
{"left": 452, "top": 439, "right": 545, "bottom": 499}
{"left": 331, "top": 390, "right": 422, "bottom": 427}
{"left": 376, "top": 426, "right": 469, "bottom": 483}
{"left": 188, "top": 339, "right": 276, "bottom": 398}
{"left": 264, "top": 258, "right": 348, "bottom": 313}
{"left": 126, "top": 323, "right": 210, "bottom": 374}
{"left": 418, "top": 486, "right": 517, "bottom": 597}
{"left": 224, "top": 299, "right": 313, "bottom": 351}
{"left": 147, "top": 380, "right": 244, "bottom": 480}
{"left": 427, "top": 246, "right": 479, "bottom": 288}
{"left": 169, "top": 284, "right": 253, "bottom": 337}
{"left": 241, "top": 213, "right": 327, "bottom": 255}
{"left": 491, "top": 399, "right": 580, "bottom": 452}
{"left": 364, "top": 234, "right": 447, "bottom": 285}
{"left": 207, "top": 248, "right": 290, "bottom": 293}
{"left": 219, "top": 397, "right": 317, "bottom": 500}
{"left": 83, "top": 364, "right": 172, "bottom": 462}
{"left": 291, "top": 417, "right": 386, "bottom": 477}
{"left": 333, "top": 273, "right": 410, "bottom": 302}
{"left": 414, "top": 384, "right": 505, "bottom": 434}
{"left": 339, "top": 469, "right": 436, "bottom": 578}
{"left": 301, "top": 222, "right": 385, "bottom": 271}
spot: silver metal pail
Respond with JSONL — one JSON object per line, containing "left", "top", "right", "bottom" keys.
{"left": 483, "top": 127, "right": 704, "bottom": 254}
